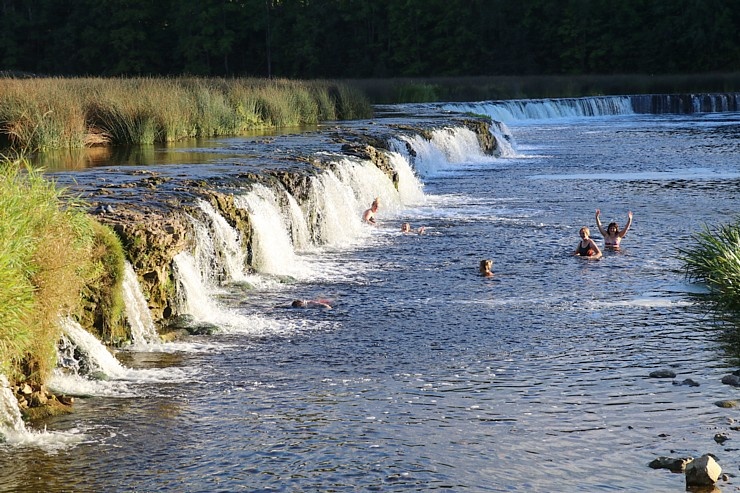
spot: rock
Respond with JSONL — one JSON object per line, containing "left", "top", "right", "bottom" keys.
{"left": 30, "top": 392, "right": 48, "bottom": 407}
{"left": 649, "top": 369, "right": 676, "bottom": 378}
{"left": 685, "top": 455, "right": 722, "bottom": 487}
{"left": 649, "top": 456, "right": 693, "bottom": 472}
{"left": 185, "top": 323, "right": 220, "bottom": 336}
{"left": 721, "top": 374, "right": 740, "bottom": 387}
{"left": 20, "top": 384, "right": 33, "bottom": 395}
{"left": 714, "top": 433, "right": 729, "bottom": 444}
{"left": 714, "top": 400, "right": 738, "bottom": 408}
{"left": 57, "top": 395, "right": 75, "bottom": 406}
{"left": 672, "top": 378, "right": 700, "bottom": 387}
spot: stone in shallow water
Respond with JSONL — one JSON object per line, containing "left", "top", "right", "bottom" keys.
{"left": 648, "top": 456, "right": 692, "bottom": 472}
{"left": 685, "top": 454, "right": 721, "bottom": 487}
{"left": 649, "top": 369, "right": 676, "bottom": 378}
{"left": 721, "top": 374, "right": 740, "bottom": 387}
{"left": 714, "top": 400, "right": 737, "bottom": 408}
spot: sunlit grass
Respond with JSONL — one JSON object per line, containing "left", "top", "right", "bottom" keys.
{"left": 0, "top": 157, "right": 125, "bottom": 384}
{"left": 0, "top": 77, "right": 372, "bottom": 151}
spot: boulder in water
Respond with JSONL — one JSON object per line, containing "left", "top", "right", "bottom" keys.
{"left": 685, "top": 454, "right": 721, "bottom": 487}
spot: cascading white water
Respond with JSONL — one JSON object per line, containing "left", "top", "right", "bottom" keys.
{"left": 304, "top": 156, "right": 406, "bottom": 247}
{"left": 196, "top": 199, "right": 248, "bottom": 283}
{"left": 442, "top": 96, "right": 635, "bottom": 123}
{"left": 1, "top": 373, "right": 84, "bottom": 450}
{"left": 57, "top": 317, "right": 129, "bottom": 380}
{"left": 489, "top": 121, "right": 519, "bottom": 158}
{"left": 172, "top": 251, "right": 225, "bottom": 321}
{"left": 235, "top": 184, "right": 304, "bottom": 276}
{"left": 50, "top": 317, "right": 188, "bottom": 398}
{"left": 122, "top": 262, "right": 160, "bottom": 347}
{"left": 0, "top": 374, "right": 26, "bottom": 438}
{"left": 283, "top": 188, "right": 312, "bottom": 251}
{"left": 391, "top": 127, "right": 497, "bottom": 178}
{"left": 388, "top": 151, "right": 425, "bottom": 205}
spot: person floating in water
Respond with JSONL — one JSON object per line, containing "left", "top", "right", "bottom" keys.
{"left": 401, "top": 222, "right": 426, "bottom": 235}
{"left": 479, "top": 259, "right": 494, "bottom": 277}
{"left": 291, "top": 299, "right": 332, "bottom": 309}
{"left": 595, "top": 209, "right": 633, "bottom": 250}
{"left": 362, "top": 197, "right": 379, "bottom": 224}
{"left": 574, "top": 227, "right": 602, "bottom": 259}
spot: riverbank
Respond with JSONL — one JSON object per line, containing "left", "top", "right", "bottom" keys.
{"left": 0, "top": 77, "right": 371, "bottom": 152}
{"left": 0, "top": 159, "right": 126, "bottom": 397}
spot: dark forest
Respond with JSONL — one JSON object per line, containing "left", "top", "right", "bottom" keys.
{"left": 2, "top": 0, "right": 739, "bottom": 79}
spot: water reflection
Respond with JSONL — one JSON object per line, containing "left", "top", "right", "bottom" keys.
{"left": 31, "top": 125, "right": 319, "bottom": 171}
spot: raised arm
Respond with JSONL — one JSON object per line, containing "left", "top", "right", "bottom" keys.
{"left": 595, "top": 209, "right": 607, "bottom": 236}
{"left": 619, "top": 211, "right": 633, "bottom": 238}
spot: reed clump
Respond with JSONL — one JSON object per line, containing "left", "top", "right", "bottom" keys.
{"left": 680, "top": 220, "right": 740, "bottom": 313}
{"left": 0, "top": 77, "right": 372, "bottom": 151}
{"left": 0, "top": 157, "right": 126, "bottom": 385}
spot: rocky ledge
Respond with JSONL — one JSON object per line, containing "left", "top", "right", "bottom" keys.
{"left": 83, "top": 117, "right": 499, "bottom": 332}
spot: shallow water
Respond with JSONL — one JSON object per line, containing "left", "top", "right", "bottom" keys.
{"left": 3, "top": 110, "right": 740, "bottom": 492}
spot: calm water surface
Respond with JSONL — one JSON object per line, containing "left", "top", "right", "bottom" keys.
{"left": 2, "top": 111, "right": 740, "bottom": 492}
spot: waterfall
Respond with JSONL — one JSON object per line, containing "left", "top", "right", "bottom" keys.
{"left": 442, "top": 93, "right": 740, "bottom": 123}
{"left": 388, "top": 151, "right": 425, "bottom": 205}
{"left": 390, "top": 126, "right": 497, "bottom": 178}
{"left": 0, "top": 374, "right": 27, "bottom": 439}
{"left": 50, "top": 318, "right": 188, "bottom": 398}
{"left": 235, "top": 184, "right": 305, "bottom": 276}
{"left": 195, "top": 199, "right": 248, "bottom": 283}
{"left": 283, "top": 187, "right": 312, "bottom": 251}
{"left": 443, "top": 96, "right": 635, "bottom": 123}
{"left": 57, "top": 317, "right": 129, "bottom": 380}
{"left": 172, "top": 251, "right": 227, "bottom": 322}
{"left": 1, "top": 374, "right": 84, "bottom": 450}
{"left": 303, "top": 158, "right": 401, "bottom": 247}
{"left": 122, "top": 262, "right": 160, "bottom": 347}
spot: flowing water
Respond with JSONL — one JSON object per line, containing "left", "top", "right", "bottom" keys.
{"left": 2, "top": 99, "right": 740, "bottom": 492}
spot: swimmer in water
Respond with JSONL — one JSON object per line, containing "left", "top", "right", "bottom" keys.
{"left": 574, "top": 226, "right": 602, "bottom": 259}
{"left": 595, "top": 209, "right": 633, "bottom": 250}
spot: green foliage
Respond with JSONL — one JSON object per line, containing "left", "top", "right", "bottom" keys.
{"left": 679, "top": 220, "right": 740, "bottom": 313}
{"left": 3, "top": 1, "right": 740, "bottom": 78}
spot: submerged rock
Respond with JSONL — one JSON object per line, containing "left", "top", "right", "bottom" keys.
{"left": 649, "top": 369, "right": 676, "bottom": 378}
{"left": 721, "top": 374, "right": 740, "bottom": 387}
{"left": 649, "top": 456, "right": 693, "bottom": 472}
{"left": 672, "top": 378, "right": 700, "bottom": 387}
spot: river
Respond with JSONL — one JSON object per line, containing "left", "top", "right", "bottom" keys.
{"left": 1, "top": 97, "right": 740, "bottom": 492}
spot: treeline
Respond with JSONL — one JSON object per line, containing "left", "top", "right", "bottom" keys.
{"left": 2, "top": 0, "right": 739, "bottom": 79}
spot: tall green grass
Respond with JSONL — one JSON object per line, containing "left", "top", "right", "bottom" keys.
{"left": 0, "top": 157, "right": 125, "bottom": 384}
{"left": 679, "top": 220, "right": 740, "bottom": 313}
{"left": 0, "top": 77, "right": 373, "bottom": 151}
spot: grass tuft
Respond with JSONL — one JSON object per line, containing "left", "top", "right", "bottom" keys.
{"left": 679, "top": 220, "right": 740, "bottom": 313}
